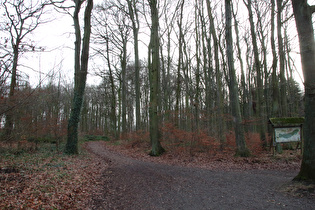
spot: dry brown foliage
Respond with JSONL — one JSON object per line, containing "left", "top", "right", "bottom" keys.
{"left": 0, "top": 143, "right": 107, "bottom": 209}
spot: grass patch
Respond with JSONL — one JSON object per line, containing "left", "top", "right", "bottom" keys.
{"left": 84, "top": 135, "right": 110, "bottom": 142}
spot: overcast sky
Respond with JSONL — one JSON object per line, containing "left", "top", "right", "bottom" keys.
{"left": 20, "top": 0, "right": 311, "bottom": 89}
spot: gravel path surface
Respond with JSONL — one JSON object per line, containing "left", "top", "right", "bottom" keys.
{"left": 86, "top": 141, "right": 315, "bottom": 210}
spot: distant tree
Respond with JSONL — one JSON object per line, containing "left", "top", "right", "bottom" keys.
{"left": 291, "top": 0, "right": 315, "bottom": 181}
{"left": 175, "top": 0, "right": 185, "bottom": 128}
{"left": 65, "top": 0, "right": 93, "bottom": 154}
{"left": 270, "top": 0, "right": 280, "bottom": 117}
{"left": 206, "top": 0, "right": 225, "bottom": 146}
{"left": 243, "top": 0, "right": 266, "bottom": 145}
{"left": 277, "top": 0, "right": 288, "bottom": 116}
{"left": 2, "top": 0, "right": 49, "bottom": 141}
{"left": 126, "top": 0, "right": 141, "bottom": 131}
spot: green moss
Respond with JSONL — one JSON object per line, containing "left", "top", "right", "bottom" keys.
{"left": 84, "top": 135, "right": 110, "bottom": 142}
{"left": 149, "top": 147, "right": 166, "bottom": 157}
{"left": 269, "top": 117, "right": 304, "bottom": 127}
{"left": 235, "top": 148, "right": 251, "bottom": 157}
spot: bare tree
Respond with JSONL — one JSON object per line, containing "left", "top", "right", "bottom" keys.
{"left": 243, "top": 0, "right": 266, "bottom": 146}
{"left": 175, "top": 0, "right": 185, "bottom": 128}
{"left": 126, "top": 0, "right": 141, "bottom": 131}
{"left": 148, "top": 0, "right": 165, "bottom": 156}
{"left": 225, "top": 0, "right": 250, "bottom": 157}
{"left": 271, "top": 0, "right": 280, "bottom": 117}
{"left": 65, "top": 0, "right": 93, "bottom": 154}
{"left": 277, "top": 0, "right": 288, "bottom": 116}
{"left": 2, "top": 0, "right": 51, "bottom": 140}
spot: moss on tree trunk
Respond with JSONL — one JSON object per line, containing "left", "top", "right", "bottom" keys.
{"left": 65, "top": 0, "right": 93, "bottom": 155}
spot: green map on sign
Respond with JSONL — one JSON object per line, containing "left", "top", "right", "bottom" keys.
{"left": 275, "top": 127, "right": 301, "bottom": 143}
{"left": 278, "top": 129, "right": 299, "bottom": 139}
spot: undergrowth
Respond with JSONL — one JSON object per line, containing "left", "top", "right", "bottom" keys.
{"left": 0, "top": 141, "right": 105, "bottom": 209}
{"left": 116, "top": 124, "right": 267, "bottom": 157}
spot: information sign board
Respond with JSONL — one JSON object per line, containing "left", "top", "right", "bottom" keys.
{"left": 274, "top": 127, "right": 301, "bottom": 143}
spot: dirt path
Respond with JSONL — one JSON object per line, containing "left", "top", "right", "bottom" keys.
{"left": 86, "top": 141, "right": 315, "bottom": 210}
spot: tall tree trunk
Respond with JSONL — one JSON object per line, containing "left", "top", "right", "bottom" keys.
{"left": 277, "top": 0, "right": 288, "bottom": 116}
{"left": 194, "top": 0, "right": 201, "bottom": 131}
{"left": 127, "top": 0, "right": 141, "bottom": 130}
{"left": 65, "top": 0, "right": 93, "bottom": 154}
{"left": 206, "top": 0, "right": 225, "bottom": 145}
{"left": 291, "top": 0, "right": 315, "bottom": 181}
{"left": 225, "top": 0, "right": 250, "bottom": 157}
{"left": 254, "top": 0, "right": 270, "bottom": 132}
{"left": 175, "top": 0, "right": 185, "bottom": 128}
{"left": 244, "top": 0, "right": 266, "bottom": 146}
{"left": 232, "top": 3, "right": 248, "bottom": 131}
{"left": 271, "top": 0, "right": 280, "bottom": 118}
{"left": 121, "top": 34, "right": 128, "bottom": 134}
{"left": 148, "top": 0, "right": 165, "bottom": 156}
{"left": 103, "top": 26, "right": 117, "bottom": 139}
{"left": 4, "top": 43, "right": 19, "bottom": 140}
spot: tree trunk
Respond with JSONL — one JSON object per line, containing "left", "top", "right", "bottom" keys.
{"left": 121, "top": 33, "right": 128, "bottom": 134}
{"left": 148, "top": 0, "right": 165, "bottom": 156}
{"left": 232, "top": 3, "right": 248, "bottom": 132}
{"left": 194, "top": 0, "right": 201, "bottom": 131}
{"left": 291, "top": 0, "right": 315, "bottom": 181}
{"left": 244, "top": 0, "right": 266, "bottom": 146}
{"left": 225, "top": 0, "right": 250, "bottom": 157}
{"left": 65, "top": 0, "right": 93, "bottom": 154}
{"left": 4, "top": 43, "right": 19, "bottom": 140}
{"left": 127, "top": 0, "right": 141, "bottom": 131}
{"left": 206, "top": 0, "right": 225, "bottom": 146}
{"left": 175, "top": 0, "right": 185, "bottom": 128}
{"left": 277, "top": 0, "right": 288, "bottom": 116}
{"left": 271, "top": 0, "right": 280, "bottom": 117}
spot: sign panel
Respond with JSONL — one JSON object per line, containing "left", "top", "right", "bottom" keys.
{"left": 274, "top": 127, "right": 301, "bottom": 143}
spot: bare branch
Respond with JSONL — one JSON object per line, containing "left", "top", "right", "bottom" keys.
{"left": 310, "top": 5, "right": 315, "bottom": 14}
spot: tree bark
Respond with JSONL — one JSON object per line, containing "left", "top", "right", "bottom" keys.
{"left": 121, "top": 37, "right": 128, "bottom": 134}
{"left": 65, "top": 0, "right": 93, "bottom": 154}
{"left": 127, "top": 0, "right": 141, "bottom": 131}
{"left": 244, "top": 0, "right": 266, "bottom": 145}
{"left": 291, "top": 0, "right": 315, "bottom": 181}
{"left": 206, "top": 0, "right": 225, "bottom": 146}
{"left": 148, "top": 0, "right": 165, "bottom": 156}
{"left": 175, "top": 0, "right": 185, "bottom": 128}
{"left": 232, "top": 2, "right": 248, "bottom": 131}
{"left": 225, "top": 0, "right": 250, "bottom": 157}
{"left": 271, "top": 0, "right": 280, "bottom": 117}
{"left": 277, "top": 0, "right": 288, "bottom": 116}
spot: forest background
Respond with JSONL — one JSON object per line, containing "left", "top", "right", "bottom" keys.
{"left": 0, "top": 0, "right": 308, "bottom": 156}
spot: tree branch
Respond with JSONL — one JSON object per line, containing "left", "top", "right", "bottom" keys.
{"left": 309, "top": 5, "right": 315, "bottom": 14}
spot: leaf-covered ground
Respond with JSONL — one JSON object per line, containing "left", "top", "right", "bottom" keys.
{"left": 1, "top": 137, "right": 314, "bottom": 209}
{"left": 103, "top": 138, "right": 302, "bottom": 172}
{"left": 0, "top": 143, "right": 108, "bottom": 209}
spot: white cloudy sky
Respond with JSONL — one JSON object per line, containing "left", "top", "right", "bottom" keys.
{"left": 21, "top": 1, "right": 103, "bottom": 87}
{"left": 24, "top": 9, "right": 77, "bottom": 87}
{"left": 19, "top": 0, "right": 313, "bottom": 89}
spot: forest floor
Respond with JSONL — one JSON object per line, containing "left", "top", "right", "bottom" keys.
{"left": 1, "top": 139, "right": 315, "bottom": 209}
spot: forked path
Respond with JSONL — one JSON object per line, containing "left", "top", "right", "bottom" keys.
{"left": 87, "top": 141, "right": 315, "bottom": 210}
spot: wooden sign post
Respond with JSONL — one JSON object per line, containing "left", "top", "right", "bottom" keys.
{"left": 269, "top": 117, "right": 304, "bottom": 155}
